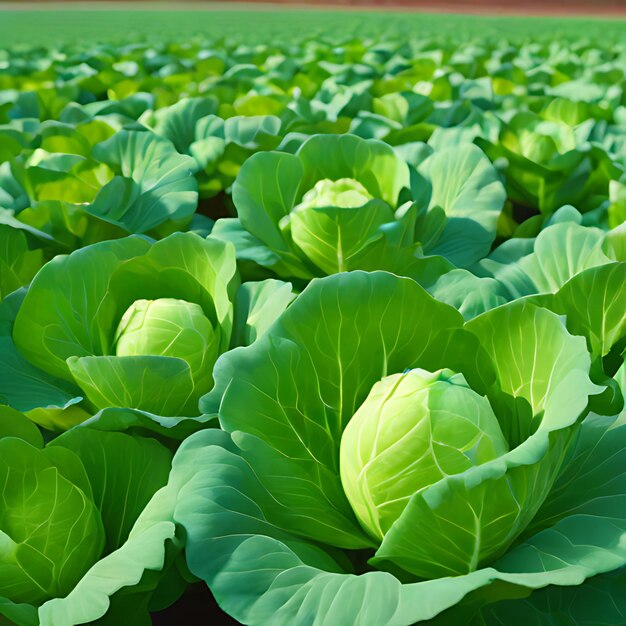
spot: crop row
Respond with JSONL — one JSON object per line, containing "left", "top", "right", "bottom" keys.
{"left": 0, "top": 30, "right": 624, "bottom": 626}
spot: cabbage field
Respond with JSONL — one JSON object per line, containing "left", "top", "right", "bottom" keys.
{"left": 0, "top": 6, "right": 625, "bottom": 626}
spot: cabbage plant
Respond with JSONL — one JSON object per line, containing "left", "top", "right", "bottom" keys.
{"left": 162, "top": 270, "right": 626, "bottom": 625}
{"left": 476, "top": 111, "right": 620, "bottom": 219}
{"left": 0, "top": 408, "right": 180, "bottom": 626}
{"left": 0, "top": 231, "right": 294, "bottom": 430}
{"left": 212, "top": 133, "right": 505, "bottom": 282}
{"left": 0, "top": 129, "right": 200, "bottom": 254}
{"left": 141, "top": 97, "right": 285, "bottom": 199}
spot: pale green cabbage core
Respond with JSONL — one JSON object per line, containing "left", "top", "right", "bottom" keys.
{"left": 115, "top": 298, "right": 219, "bottom": 394}
{"left": 340, "top": 368, "right": 508, "bottom": 541}
{"left": 294, "top": 178, "right": 374, "bottom": 211}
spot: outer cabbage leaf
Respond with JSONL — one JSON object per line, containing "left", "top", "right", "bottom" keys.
{"left": 480, "top": 410, "right": 626, "bottom": 625}
{"left": 0, "top": 225, "right": 42, "bottom": 298}
{"left": 0, "top": 439, "right": 104, "bottom": 606}
{"left": 472, "top": 215, "right": 614, "bottom": 302}
{"left": 0, "top": 425, "right": 180, "bottom": 626}
{"left": 77, "top": 406, "right": 218, "bottom": 440}
{"left": 88, "top": 130, "right": 199, "bottom": 234}
{"left": 411, "top": 143, "right": 505, "bottom": 267}
{"left": 0, "top": 289, "right": 84, "bottom": 425}
{"left": 231, "top": 278, "right": 296, "bottom": 347}
{"left": 426, "top": 270, "right": 507, "bottom": 320}
{"left": 478, "top": 570, "right": 626, "bottom": 626}
{"left": 0, "top": 406, "right": 43, "bottom": 447}
{"left": 50, "top": 429, "right": 172, "bottom": 554}
{"left": 139, "top": 96, "right": 218, "bottom": 153}
{"left": 36, "top": 419, "right": 217, "bottom": 626}
{"left": 547, "top": 262, "right": 626, "bottom": 363}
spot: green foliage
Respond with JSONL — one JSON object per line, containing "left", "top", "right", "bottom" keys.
{"left": 1, "top": 232, "right": 293, "bottom": 425}
{"left": 0, "top": 10, "right": 625, "bottom": 626}
{"left": 0, "top": 408, "right": 177, "bottom": 626}
{"left": 169, "top": 274, "right": 618, "bottom": 626}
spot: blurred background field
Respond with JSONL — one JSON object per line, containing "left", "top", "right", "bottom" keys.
{"left": 4, "top": 0, "right": 626, "bottom": 14}
{"left": 1, "top": 2, "right": 626, "bottom": 47}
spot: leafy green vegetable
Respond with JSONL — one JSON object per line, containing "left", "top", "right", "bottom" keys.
{"left": 166, "top": 271, "right": 612, "bottom": 625}
{"left": 0, "top": 225, "right": 42, "bottom": 299}
{"left": 1, "top": 13, "right": 625, "bottom": 626}
{"left": 1, "top": 232, "right": 293, "bottom": 427}
{"left": 0, "top": 409, "right": 178, "bottom": 626}
{"left": 340, "top": 368, "right": 508, "bottom": 541}
{"left": 213, "top": 134, "right": 504, "bottom": 284}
